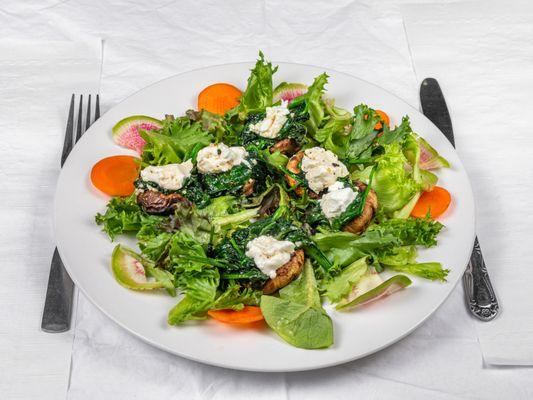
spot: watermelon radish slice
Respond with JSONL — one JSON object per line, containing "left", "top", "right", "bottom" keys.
{"left": 336, "top": 273, "right": 412, "bottom": 310}
{"left": 111, "top": 245, "right": 164, "bottom": 290}
{"left": 273, "top": 82, "right": 308, "bottom": 104}
{"left": 418, "top": 136, "right": 450, "bottom": 170}
{"left": 112, "top": 115, "right": 163, "bottom": 154}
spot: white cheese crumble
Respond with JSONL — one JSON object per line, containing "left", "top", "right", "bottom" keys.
{"left": 318, "top": 181, "right": 358, "bottom": 220}
{"left": 300, "top": 147, "right": 349, "bottom": 193}
{"left": 140, "top": 160, "right": 193, "bottom": 191}
{"left": 196, "top": 143, "right": 249, "bottom": 174}
{"left": 245, "top": 235, "right": 296, "bottom": 279}
{"left": 249, "top": 100, "right": 290, "bottom": 138}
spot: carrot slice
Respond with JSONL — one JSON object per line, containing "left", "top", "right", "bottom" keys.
{"left": 410, "top": 186, "right": 451, "bottom": 219}
{"left": 207, "top": 306, "right": 264, "bottom": 324}
{"left": 90, "top": 155, "right": 140, "bottom": 197}
{"left": 197, "top": 83, "right": 242, "bottom": 115}
{"left": 374, "top": 109, "right": 390, "bottom": 131}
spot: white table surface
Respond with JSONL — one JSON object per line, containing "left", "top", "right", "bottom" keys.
{"left": 1, "top": 0, "right": 532, "bottom": 399}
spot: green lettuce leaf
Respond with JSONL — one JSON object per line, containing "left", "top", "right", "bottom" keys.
{"left": 377, "top": 246, "right": 449, "bottom": 281}
{"left": 388, "top": 262, "right": 449, "bottom": 281}
{"left": 211, "top": 283, "right": 262, "bottom": 310}
{"left": 312, "top": 230, "right": 400, "bottom": 267}
{"left": 368, "top": 217, "right": 444, "bottom": 247}
{"left": 139, "top": 232, "right": 172, "bottom": 263}
{"left": 185, "top": 109, "right": 233, "bottom": 144}
{"left": 168, "top": 268, "right": 219, "bottom": 325}
{"left": 260, "top": 260, "right": 333, "bottom": 349}
{"left": 315, "top": 100, "right": 352, "bottom": 157}
{"left": 376, "top": 116, "right": 413, "bottom": 146}
{"left": 233, "top": 51, "right": 277, "bottom": 116}
{"left": 95, "top": 195, "right": 164, "bottom": 240}
{"left": 344, "top": 104, "right": 380, "bottom": 159}
{"left": 140, "top": 115, "right": 213, "bottom": 166}
{"left": 289, "top": 73, "right": 328, "bottom": 136}
{"left": 368, "top": 143, "right": 421, "bottom": 214}
{"left": 324, "top": 257, "right": 369, "bottom": 303}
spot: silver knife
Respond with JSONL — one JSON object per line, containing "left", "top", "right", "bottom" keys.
{"left": 420, "top": 78, "right": 499, "bottom": 321}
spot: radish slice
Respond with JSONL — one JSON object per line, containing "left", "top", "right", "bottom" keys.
{"left": 112, "top": 115, "right": 163, "bottom": 154}
{"left": 336, "top": 274, "right": 412, "bottom": 310}
{"left": 273, "top": 82, "right": 308, "bottom": 104}
{"left": 111, "top": 245, "right": 164, "bottom": 290}
{"left": 418, "top": 136, "right": 450, "bottom": 170}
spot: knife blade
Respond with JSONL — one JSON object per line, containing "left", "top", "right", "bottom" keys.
{"left": 420, "top": 78, "right": 499, "bottom": 321}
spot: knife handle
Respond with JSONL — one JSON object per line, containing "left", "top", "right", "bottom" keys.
{"left": 420, "top": 77, "right": 499, "bottom": 322}
{"left": 462, "top": 238, "right": 499, "bottom": 321}
{"left": 420, "top": 78, "right": 455, "bottom": 147}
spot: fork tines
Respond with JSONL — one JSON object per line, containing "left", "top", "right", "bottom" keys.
{"left": 61, "top": 94, "right": 100, "bottom": 167}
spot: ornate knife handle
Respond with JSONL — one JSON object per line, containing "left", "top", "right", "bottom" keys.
{"left": 462, "top": 238, "right": 499, "bottom": 321}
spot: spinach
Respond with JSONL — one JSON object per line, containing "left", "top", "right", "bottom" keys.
{"left": 201, "top": 164, "right": 253, "bottom": 197}
{"left": 240, "top": 102, "right": 309, "bottom": 150}
{"left": 179, "top": 174, "right": 212, "bottom": 208}
{"left": 261, "top": 260, "right": 333, "bottom": 349}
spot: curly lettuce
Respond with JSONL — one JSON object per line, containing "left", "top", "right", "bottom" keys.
{"left": 377, "top": 246, "right": 449, "bottom": 281}
{"left": 140, "top": 114, "right": 214, "bottom": 166}
{"left": 95, "top": 195, "right": 164, "bottom": 240}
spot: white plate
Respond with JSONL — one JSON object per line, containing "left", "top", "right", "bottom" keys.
{"left": 54, "top": 62, "right": 475, "bottom": 372}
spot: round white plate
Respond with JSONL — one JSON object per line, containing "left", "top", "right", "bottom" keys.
{"left": 54, "top": 62, "right": 475, "bottom": 372}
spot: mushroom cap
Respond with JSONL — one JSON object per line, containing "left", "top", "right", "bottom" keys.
{"left": 136, "top": 190, "right": 190, "bottom": 215}
{"left": 342, "top": 182, "right": 378, "bottom": 234}
{"left": 262, "top": 249, "right": 305, "bottom": 294}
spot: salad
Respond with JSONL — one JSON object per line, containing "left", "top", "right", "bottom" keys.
{"left": 92, "top": 53, "right": 452, "bottom": 349}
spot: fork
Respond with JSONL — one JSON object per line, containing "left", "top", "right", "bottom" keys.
{"left": 41, "top": 94, "right": 101, "bottom": 333}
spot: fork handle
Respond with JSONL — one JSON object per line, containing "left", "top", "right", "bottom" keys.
{"left": 462, "top": 238, "right": 499, "bottom": 321}
{"left": 41, "top": 248, "right": 75, "bottom": 332}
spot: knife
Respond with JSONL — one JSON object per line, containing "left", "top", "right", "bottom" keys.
{"left": 420, "top": 78, "right": 499, "bottom": 321}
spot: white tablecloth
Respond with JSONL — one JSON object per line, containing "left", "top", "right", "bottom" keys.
{"left": 1, "top": 1, "right": 532, "bottom": 399}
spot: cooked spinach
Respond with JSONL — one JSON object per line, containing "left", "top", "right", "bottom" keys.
{"left": 240, "top": 102, "right": 309, "bottom": 150}
{"left": 201, "top": 164, "right": 253, "bottom": 197}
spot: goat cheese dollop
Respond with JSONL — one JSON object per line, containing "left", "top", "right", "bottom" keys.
{"left": 318, "top": 181, "right": 358, "bottom": 219}
{"left": 300, "top": 147, "right": 349, "bottom": 193}
{"left": 249, "top": 100, "right": 290, "bottom": 138}
{"left": 196, "top": 143, "right": 249, "bottom": 174}
{"left": 140, "top": 160, "right": 193, "bottom": 191}
{"left": 245, "top": 235, "right": 296, "bottom": 279}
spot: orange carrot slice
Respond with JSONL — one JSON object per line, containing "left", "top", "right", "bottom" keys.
{"left": 374, "top": 109, "right": 390, "bottom": 131}
{"left": 197, "top": 83, "right": 242, "bottom": 115}
{"left": 411, "top": 186, "right": 451, "bottom": 219}
{"left": 91, "top": 155, "right": 140, "bottom": 197}
{"left": 207, "top": 306, "right": 264, "bottom": 324}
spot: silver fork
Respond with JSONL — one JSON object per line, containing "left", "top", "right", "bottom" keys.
{"left": 41, "top": 94, "right": 101, "bottom": 333}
